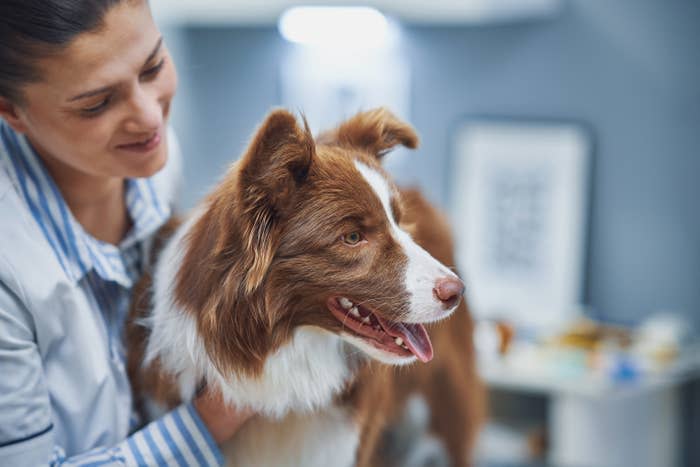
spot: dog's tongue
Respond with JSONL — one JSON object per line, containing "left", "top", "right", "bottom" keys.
{"left": 378, "top": 317, "right": 433, "bottom": 363}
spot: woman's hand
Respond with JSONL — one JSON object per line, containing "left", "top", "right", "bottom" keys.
{"left": 193, "top": 386, "right": 254, "bottom": 444}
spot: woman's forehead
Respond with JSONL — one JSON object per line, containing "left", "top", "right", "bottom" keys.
{"left": 34, "top": 1, "right": 160, "bottom": 97}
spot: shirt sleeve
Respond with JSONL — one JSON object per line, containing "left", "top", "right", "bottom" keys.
{"left": 0, "top": 281, "right": 224, "bottom": 467}
{"left": 0, "top": 279, "right": 54, "bottom": 466}
{"left": 47, "top": 404, "right": 224, "bottom": 467}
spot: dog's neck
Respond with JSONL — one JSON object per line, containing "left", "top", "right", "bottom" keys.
{"left": 144, "top": 209, "right": 357, "bottom": 417}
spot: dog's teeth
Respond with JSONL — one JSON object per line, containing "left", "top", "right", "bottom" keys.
{"left": 351, "top": 307, "right": 361, "bottom": 318}
{"left": 339, "top": 297, "right": 353, "bottom": 309}
{"left": 395, "top": 337, "right": 403, "bottom": 346}
{"left": 362, "top": 316, "right": 371, "bottom": 324}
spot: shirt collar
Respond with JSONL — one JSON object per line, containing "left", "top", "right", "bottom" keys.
{"left": 0, "top": 122, "right": 171, "bottom": 287}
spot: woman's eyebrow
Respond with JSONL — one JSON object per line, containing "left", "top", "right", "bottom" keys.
{"left": 67, "top": 37, "right": 163, "bottom": 102}
{"left": 142, "top": 37, "right": 163, "bottom": 68}
{"left": 68, "top": 84, "right": 112, "bottom": 102}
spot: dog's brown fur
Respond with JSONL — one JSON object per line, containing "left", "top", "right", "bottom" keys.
{"left": 372, "top": 189, "right": 485, "bottom": 466}
{"left": 126, "top": 217, "right": 182, "bottom": 416}
{"left": 333, "top": 188, "right": 484, "bottom": 467}
{"left": 127, "top": 108, "right": 483, "bottom": 465}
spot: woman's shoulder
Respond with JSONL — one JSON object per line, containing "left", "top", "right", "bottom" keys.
{"left": 0, "top": 156, "right": 67, "bottom": 308}
{"left": 0, "top": 120, "right": 18, "bottom": 199}
{"left": 0, "top": 120, "right": 57, "bottom": 254}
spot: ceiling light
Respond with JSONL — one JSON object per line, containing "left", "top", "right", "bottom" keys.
{"left": 278, "top": 6, "right": 393, "bottom": 49}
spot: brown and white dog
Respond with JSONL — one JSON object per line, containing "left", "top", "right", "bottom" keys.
{"left": 127, "top": 108, "right": 483, "bottom": 466}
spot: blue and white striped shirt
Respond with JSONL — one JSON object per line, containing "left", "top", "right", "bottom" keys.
{"left": 0, "top": 120, "right": 224, "bottom": 466}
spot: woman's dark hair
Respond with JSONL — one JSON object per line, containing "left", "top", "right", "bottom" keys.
{"left": 0, "top": 0, "right": 128, "bottom": 103}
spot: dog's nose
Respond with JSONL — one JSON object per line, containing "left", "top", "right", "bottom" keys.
{"left": 434, "top": 277, "right": 465, "bottom": 309}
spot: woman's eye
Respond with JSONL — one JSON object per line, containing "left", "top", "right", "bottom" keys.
{"left": 140, "top": 58, "right": 165, "bottom": 80}
{"left": 342, "top": 232, "right": 363, "bottom": 246}
{"left": 81, "top": 96, "right": 112, "bottom": 116}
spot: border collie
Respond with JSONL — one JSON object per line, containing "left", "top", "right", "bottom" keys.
{"left": 127, "top": 108, "right": 481, "bottom": 466}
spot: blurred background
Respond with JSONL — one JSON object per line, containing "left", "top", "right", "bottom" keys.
{"left": 151, "top": 0, "right": 700, "bottom": 466}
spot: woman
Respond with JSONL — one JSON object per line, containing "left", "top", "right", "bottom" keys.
{"left": 0, "top": 1, "right": 251, "bottom": 465}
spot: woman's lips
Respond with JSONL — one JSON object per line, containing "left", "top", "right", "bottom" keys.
{"left": 117, "top": 131, "right": 161, "bottom": 153}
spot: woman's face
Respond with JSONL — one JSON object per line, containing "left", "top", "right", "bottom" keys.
{"left": 4, "top": 0, "right": 177, "bottom": 180}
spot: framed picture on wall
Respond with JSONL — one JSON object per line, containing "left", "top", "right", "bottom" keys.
{"left": 450, "top": 119, "right": 592, "bottom": 330}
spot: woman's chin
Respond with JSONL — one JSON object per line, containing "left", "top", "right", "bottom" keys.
{"left": 118, "top": 144, "right": 168, "bottom": 179}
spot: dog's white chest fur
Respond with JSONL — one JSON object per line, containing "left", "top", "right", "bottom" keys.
{"left": 146, "top": 212, "right": 353, "bottom": 416}
{"left": 222, "top": 406, "right": 359, "bottom": 467}
{"left": 211, "top": 326, "right": 353, "bottom": 416}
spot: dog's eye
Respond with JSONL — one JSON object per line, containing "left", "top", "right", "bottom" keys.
{"left": 342, "top": 232, "right": 363, "bottom": 246}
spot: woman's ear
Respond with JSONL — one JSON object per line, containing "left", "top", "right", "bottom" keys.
{"left": 0, "top": 97, "right": 29, "bottom": 134}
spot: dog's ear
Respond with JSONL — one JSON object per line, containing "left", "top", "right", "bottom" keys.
{"left": 238, "top": 109, "right": 315, "bottom": 292}
{"left": 317, "top": 107, "right": 419, "bottom": 158}
{"left": 240, "top": 110, "right": 314, "bottom": 198}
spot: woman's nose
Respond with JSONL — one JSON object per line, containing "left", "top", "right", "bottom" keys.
{"left": 124, "top": 87, "right": 162, "bottom": 132}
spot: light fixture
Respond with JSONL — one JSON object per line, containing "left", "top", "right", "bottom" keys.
{"left": 278, "top": 6, "right": 394, "bottom": 49}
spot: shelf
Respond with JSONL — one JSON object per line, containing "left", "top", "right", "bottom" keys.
{"left": 479, "top": 342, "right": 700, "bottom": 399}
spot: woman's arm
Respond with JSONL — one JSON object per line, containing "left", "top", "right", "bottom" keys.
{"left": 48, "top": 404, "right": 223, "bottom": 466}
{"left": 3, "top": 379, "right": 246, "bottom": 466}
{"left": 0, "top": 281, "right": 248, "bottom": 466}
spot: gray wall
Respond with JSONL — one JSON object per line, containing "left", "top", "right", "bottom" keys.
{"left": 166, "top": 28, "right": 287, "bottom": 207}
{"left": 168, "top": 0, "right": 700, "bottom": 329}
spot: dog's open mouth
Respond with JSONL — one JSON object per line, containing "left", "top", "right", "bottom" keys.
{"left": 327, "top": 296, "right": 433, "bottom": 362}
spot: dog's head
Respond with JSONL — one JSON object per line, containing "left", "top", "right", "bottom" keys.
{"left": 174, "top": 108, "right": 463, "bottom": 381}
